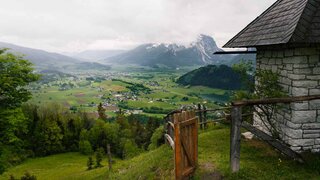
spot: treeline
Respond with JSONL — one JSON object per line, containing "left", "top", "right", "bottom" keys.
{"left": 118, "top": 102, "right": 170, "bottom": 114}
{"left": 0, "top": 103, "right": 164, "bottom": 174}
{"left": 112, "top": 79, "right": 151, "bottom": 94}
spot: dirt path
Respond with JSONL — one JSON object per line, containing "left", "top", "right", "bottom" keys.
{"left": 199, "top": 162, "right": 223, "bottom": 180}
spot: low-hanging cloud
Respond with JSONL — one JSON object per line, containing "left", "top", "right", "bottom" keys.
{"left": 0, "top": 0, "right": 275, "bottom": 52}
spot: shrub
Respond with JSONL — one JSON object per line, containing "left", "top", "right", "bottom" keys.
{"left": 79, "top": 140, "right": 93, "bottom": 155}
{"left": 20, "top": 171, "right": 37, "bottom": 180}
{"left": 121, "top": 139, "right": 142, "bottom": 159}
{"left": 148, "top": 126, "right": 165, "bottom": 150}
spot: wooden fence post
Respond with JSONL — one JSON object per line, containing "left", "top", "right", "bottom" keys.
{"left": 230, "top": 106, "right": 242, "bottom": 173}
{"left": 174, "top": 113, "right": 182, "bottom": 180}
{"left": 198, "top": 104, "right": 203, "bottom": 129}
{"left": 203, "top": 105, "right": 207, "bottom": 129}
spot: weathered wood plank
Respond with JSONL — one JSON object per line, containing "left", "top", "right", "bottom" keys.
{"left": 174, "top": 113, "right": 183, "bottom": 180}
{"left": 180, "top": 117, "right": 198, "bottom": 127}
{"left": 232, "top": 95, "right": 320, "bottom": 106}
{"left": 164, "top": 134, "right": 174, "bottom": 150}
{"left": 198, "top": 104, "right": 203, "bottom": 129}
{"left": 241, "top": 121, "right": 304, "bottom": 163}
{"left": 169, "top": 110, "right": 199, "bottom": 179}
{"left": 203, "top": 106, "right": 207, "bottom": 129}
{"left": 192, "top": 111, "right": 198, "bottom": 168}
{"left": 180, "top": 132, "right": 195, "bottom": 166}
{"left": 230, "top": 106, "right": 242, "bottom": 173}
{"left": 182, "top": 167, "right": 195, "bottom": 176}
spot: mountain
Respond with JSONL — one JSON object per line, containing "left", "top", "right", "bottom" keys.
{"left": 70, "top": 49, "right": 126, "bottom": 62}
{"left": 102, "top": 34, "right": 255, "bottom": 67}
{"left": 0, "top": 42, "right": 80, "bottom": 70}
{"left": 177, "top": 65, "right": 245, "bottom": 90}
{"left": 64, "top": 62, "right": 111, "bottom": 71}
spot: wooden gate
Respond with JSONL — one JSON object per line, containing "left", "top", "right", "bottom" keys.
{"left": 173, "top": 111, "right": 198, "bottom": 180}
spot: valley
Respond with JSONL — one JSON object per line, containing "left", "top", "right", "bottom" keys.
{"left": 0, "top": 34, "right": 253, "bottom": 179}
{"left": 29, "top": 66, "right": 229, "bottom": 119}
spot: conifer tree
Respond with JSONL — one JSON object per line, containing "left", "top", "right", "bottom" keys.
{"left": 97, "top": 103, "right": 107, "bottom": 121}
{"left": 87, "top": 156, "right": 94, "bottom": 170}
{"left": 95, "top": 148, "right": 104, "bottom": 168}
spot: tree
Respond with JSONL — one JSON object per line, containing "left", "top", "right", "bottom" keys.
{"left": 79, "top": 140, "right": 93, "bottom": 155}
{"left": 0, "top": 49, "right": 40, "bottom": 108}
{"left": 95, "top": 148, "right": 104, "bottom": 168}
{"left": 87, "top": 156, "right": 94, "bottom": 170}
{"left": 0, "top": 49, "right": 40, "bottom": 173}
{"left": 97, "top": 103, "right": 107, "bottom": 121}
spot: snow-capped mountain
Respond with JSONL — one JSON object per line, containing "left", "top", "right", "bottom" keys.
{"left": 102, "top": 34, "right": 253, "bottom": 67}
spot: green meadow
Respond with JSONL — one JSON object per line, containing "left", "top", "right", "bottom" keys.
{"left": 2, "top": 124, "right": 319, "bottom": 180}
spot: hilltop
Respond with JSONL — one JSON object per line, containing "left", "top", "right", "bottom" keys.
{"left": 177, "top": 65, "right": 244, "bottom": 90}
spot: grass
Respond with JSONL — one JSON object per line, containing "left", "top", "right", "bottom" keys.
{"left": 2, "top": 124, "right": 320, "bottom": 179}
{"left": 194, "top": 124, "right": 320, "bottom": 180}
{"left": 0, "top": 146, "right": 173, "bottom": 180}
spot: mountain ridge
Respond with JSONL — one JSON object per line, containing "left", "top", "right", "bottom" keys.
{"left": 0, "top": 42, "right": 80, "bottom": 70}
{"left": 102, "top": 34, "right": 255, "bottom": 67}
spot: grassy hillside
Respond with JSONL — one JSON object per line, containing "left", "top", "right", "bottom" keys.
{"left": 0, "top": 146, "right": 173, "bottom": 180}
{"left": 2, "top": 124, "right": 320, "bottom": 179}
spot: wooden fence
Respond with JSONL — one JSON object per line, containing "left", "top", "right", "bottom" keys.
{"left": 165, "top": 110, "right": 198, "bottom": 179}
{"left": 230, "top": 95, "right": 320, "bottom": 172}
{"left": 164, "top": 106, "right": 230, "bottom": 179}
{"left": 164, "top": 95, "right": 320, "bottom": 179}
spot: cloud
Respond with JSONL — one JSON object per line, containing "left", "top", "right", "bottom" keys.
{"left": 0, "top": 0, "right": 275, "bottom": 52}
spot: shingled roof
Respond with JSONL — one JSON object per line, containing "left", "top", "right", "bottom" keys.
{"left": 224, "top": 0, "right": 320, "bottom": 48}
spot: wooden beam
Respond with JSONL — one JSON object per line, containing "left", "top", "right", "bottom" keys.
{"left": 181, "top": 136, "right": 195, "bottom": 166}
{"left": 241, "top": 121, "right": 304, "bottom": 163}
{"left": 164, "top": 134, "right": 175, "bottom": 150}
{"left": 203, "top": 106, "right": 207, "bottom": 129}
{"left": 232, "top": 95, "right": 320, "bottom": 106}
{"left": 198, "top": 104, "right": 203, "bottom": 129}
{"left": 214, "top": 51, "right": 257, "bottom": 54}
{"left": 174, "top": 113, "right": 183, "bottom": 180}
{"left": 230, "top": 106, "right": 242, "bottom": 173}
{"left": 195, "top": 107, "right": 231, "bottom": 113}
{"left": 168, "top": 121, "right": 175, "bottom": 129}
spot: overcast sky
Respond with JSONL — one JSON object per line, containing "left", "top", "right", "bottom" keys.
{"left": 0, "top": 0, "right": 275, "bottom": 53}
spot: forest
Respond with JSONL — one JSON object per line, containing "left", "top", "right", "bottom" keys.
{"left": 0, "top": 50, "right": 164, "bottom": 174}
{"left": 176, "top": 64, "right": 252, "bottom": 90}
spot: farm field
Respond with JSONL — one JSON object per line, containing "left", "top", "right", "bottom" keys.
{"left": 2, "top": 124, "right": 319, "bottom": 180}
{"left": 29, "top": 70, "right": 229, "bottom": 118}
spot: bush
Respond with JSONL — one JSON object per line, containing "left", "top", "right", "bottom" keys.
{"left": 20, "top": 171, "right": 37, "bottom": 180}
{"left": 121, "top": 139, "right": 142, "bottom": 159}
{"left": 148, "top": 126, "right": 165, "bottom": 150}
{"left": 79, "top": 140, "right": 93, "bottom": 155}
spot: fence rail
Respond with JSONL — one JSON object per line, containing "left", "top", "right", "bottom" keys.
{"left": 165, "top": 94, "right": 320, "bottom": 178}
{"left": 230, "top": 94, "right": 320, "bottom": 172}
